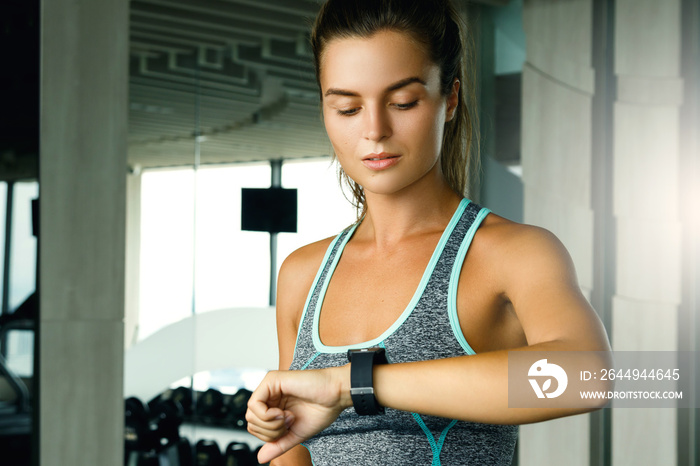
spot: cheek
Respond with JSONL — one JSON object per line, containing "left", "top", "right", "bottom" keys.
{"left": 324, "top": 116, "right": 357, "bottom": 153}
{"left": 409, "top": 109, "right": 445, "bottom": 155}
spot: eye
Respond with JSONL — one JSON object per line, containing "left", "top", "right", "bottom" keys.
{"left": 337, "top": 107, "right": 360, "bottom": 116}
{"left": 394, "top": 100, "right": 418, "bottom": 110}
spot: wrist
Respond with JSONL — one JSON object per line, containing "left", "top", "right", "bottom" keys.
{"left": 331, "top": 364, "right": 353, "bottom": 410}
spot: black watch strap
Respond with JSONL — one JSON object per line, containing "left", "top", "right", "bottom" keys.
{"left": 347, "top": 347, "right": 388, "bottom": 415}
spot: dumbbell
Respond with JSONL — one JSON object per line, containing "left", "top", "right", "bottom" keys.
{"left": 170, "top": 386, "right": 195, "bottom": 418}
{"left": 224, "top": 442, "right": 254, "bottom": 466}
{"left": 126, "top": 395, "right": 184, "bottom": 454}
{"left": 132, "top": 451, "right": 159, "bottom": 466}
{"left": 177, "top": 437, "right": 194, "bottom": 466}
{"left": 196, "top": 388, "right": 226, "bottom": 423}
{"left": 152, "top": 386, "right": 194, "bottom": 419}
{"left": 195, "top": 439, "right": 224, "bottom": 466}
{"left": 125, "top": 397, "right": 155, "bottom": 454}
{"left": 225, "top": 389, "right": 252, "bottom": 429}
{"left": 149, "top": 398, "right": 184, "bottom": 448}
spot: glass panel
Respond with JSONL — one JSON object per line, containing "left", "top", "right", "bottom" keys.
{"left": 126, "top": 12, "right": 200, "bottom": 465}
{"left": 126, "top": 0, "right": 332, "bottom": 461}
{"left": 194, "top": 163, "right": 271, "bottom": 312}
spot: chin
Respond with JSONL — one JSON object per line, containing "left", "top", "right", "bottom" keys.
{"left": 360, "top": 178, "right": 417, "bottom": 197}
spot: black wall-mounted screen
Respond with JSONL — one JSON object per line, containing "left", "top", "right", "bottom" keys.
{"left": 241, "top": 187, "right": 297, "bottom": 233}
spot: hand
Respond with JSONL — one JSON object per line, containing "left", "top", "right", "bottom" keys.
{"left": 246, "top": 365, "right": 352, "bottom": 464}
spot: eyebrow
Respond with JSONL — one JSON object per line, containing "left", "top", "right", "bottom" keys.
{"left": 324, "top": 76, "right": 427, "bottom": 97}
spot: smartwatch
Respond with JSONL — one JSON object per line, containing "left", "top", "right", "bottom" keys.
{"left": 347, "top": 347, "right": 388, "bottom": 415}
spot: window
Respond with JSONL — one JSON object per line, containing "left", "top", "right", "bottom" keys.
{"left": 139, "top": 169, "right": 196, "bottom": 340}
{"left": 9, "top": 182, "right": 38, "bottom": 311}
{"left": 193, "top": 164, "right": 271, "bottom": 312}
{"left": 138, "top": 164, "right": 272, "bottom": 340}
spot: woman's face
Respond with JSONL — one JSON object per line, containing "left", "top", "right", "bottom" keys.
{"left": 319, "top": 30, "right": 458, "bottom": 199}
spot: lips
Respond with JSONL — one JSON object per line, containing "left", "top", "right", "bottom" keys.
{"left": 362, "top": 152, "right": 401, "bottom": 170}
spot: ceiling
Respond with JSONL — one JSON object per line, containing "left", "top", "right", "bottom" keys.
{"left": 128, "top": 0, "right": 326, "bottom": 170}
{"left": 128, "top": 0, "right": 508, "bottom": 170}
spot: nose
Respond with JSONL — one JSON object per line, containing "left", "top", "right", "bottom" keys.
{"left": 362, "top": 105, "right": 392, "bottom": 142}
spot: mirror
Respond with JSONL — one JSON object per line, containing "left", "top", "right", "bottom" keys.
{"left": 0, "top": 1, "right": 40, "bottom": 464}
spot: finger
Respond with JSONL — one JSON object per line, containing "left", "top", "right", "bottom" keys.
{"left": 247, "top": 427, "right": 283, "bottom": 443}
{"left": 247, "top": 410, "right": 295, "bottom": 439}
{"left": 247, "top": 420, "right": 286, "bottom": 441}
{"left": 246, "top": 415, "right": 284, "bottom": 438}
{"left": 247, "top": 398, "right": 284, "bottom": 422}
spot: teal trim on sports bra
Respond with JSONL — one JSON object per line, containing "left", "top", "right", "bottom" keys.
{"left": 311, "top": 199, "right": 471, "bottom": 354}
{"left": 292, "top": 224, "right": 359, "bottom": 358}
{"left": 436, "top": 419, "right": 458, "bottom": 461}
{"left": 447, "top": 207, "right": 491, "bottom": 356}
{"left": 411, "top": 413, "right": 440, "bottom": 464}
{"left": 299, "top": 443, "right": 315, "bottom": 465}
{"left": 410, "top": 414, "right": 457, "bottom": 466}
{"left": 386, "top": 351, "right": 457, "bottom": 466}
{"left": 300, "top": 352, "right": 321, "bottom": 371}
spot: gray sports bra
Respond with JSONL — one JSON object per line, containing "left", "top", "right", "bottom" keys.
{"left": 290, "top": 199, "right": 518, "bottom": 465}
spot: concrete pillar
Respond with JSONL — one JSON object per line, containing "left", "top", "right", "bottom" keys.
{"left": 39, "top": 0, "right": 128, "bottom": 464}
{"left": 519, "top": 1, "right": 595, "bottom": 465}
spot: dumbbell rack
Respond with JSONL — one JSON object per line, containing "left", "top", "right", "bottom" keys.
{"left": 125, "top": 387, "right": 265, "bottom": 465}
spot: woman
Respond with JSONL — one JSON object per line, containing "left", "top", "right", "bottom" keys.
{"left": 246, "top": 0, "right": 611, "bottom": 464}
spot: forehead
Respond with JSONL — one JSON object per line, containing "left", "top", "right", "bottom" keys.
{"left": 319, "top": 30, "right": 439, "bottom": 93}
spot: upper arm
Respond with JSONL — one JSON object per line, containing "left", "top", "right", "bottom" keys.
{"left": 275, "top": 238, "right": 332, "bottom": 371}
{"left": 271, "top": 243, "right": 329, "bottom": 466}
{"left": 495, "top": 223, "right": 610, "bottom": 351}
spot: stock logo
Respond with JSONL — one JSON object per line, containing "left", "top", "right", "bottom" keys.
{"left": 528, "top": 359, "right": 568, "bottom": 399}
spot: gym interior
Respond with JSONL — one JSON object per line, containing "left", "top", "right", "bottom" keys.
{"left": 0, "top": 0, "right": 698, "bottom": 465}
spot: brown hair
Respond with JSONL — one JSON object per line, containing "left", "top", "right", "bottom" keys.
{"left": 311, "top": 0, "right": 479, "bottom": 217}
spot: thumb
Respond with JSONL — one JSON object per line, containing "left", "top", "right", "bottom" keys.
{"left": 257, "top": 429, "right": 305, "bottom": 464}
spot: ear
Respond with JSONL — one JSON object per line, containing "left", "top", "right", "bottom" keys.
{"left": 445, "top": 79, "right": 460, "bottom": 122}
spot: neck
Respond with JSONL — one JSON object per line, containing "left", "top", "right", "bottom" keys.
{"left": 357, "top": 180, "right": 463, "bottom": 248}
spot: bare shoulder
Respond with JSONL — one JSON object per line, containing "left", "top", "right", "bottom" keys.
{"left": 469, "top": 212, "right": 610, "bottom": 351}
{"left": 276, "top": 235, "right": 340, "bottom": 370}
{"left": 279, "top": 236, "right": 336, "bottom": 287}
{"left": 276, "top": 236, "right": 336, "bottom": 326}
{"left": 473, "top": 213, "right": 580, "bottom": 291}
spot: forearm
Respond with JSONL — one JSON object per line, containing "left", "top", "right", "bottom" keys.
{"left": 247, "top": 342, "right": 610, "bottom": 463}
{"left": 367, "top": 342, "right": 611, "bottom": 425}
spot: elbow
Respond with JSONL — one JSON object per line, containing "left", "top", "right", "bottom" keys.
{"left": 572, "top": 349, "right": 614, "bottom": 412}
